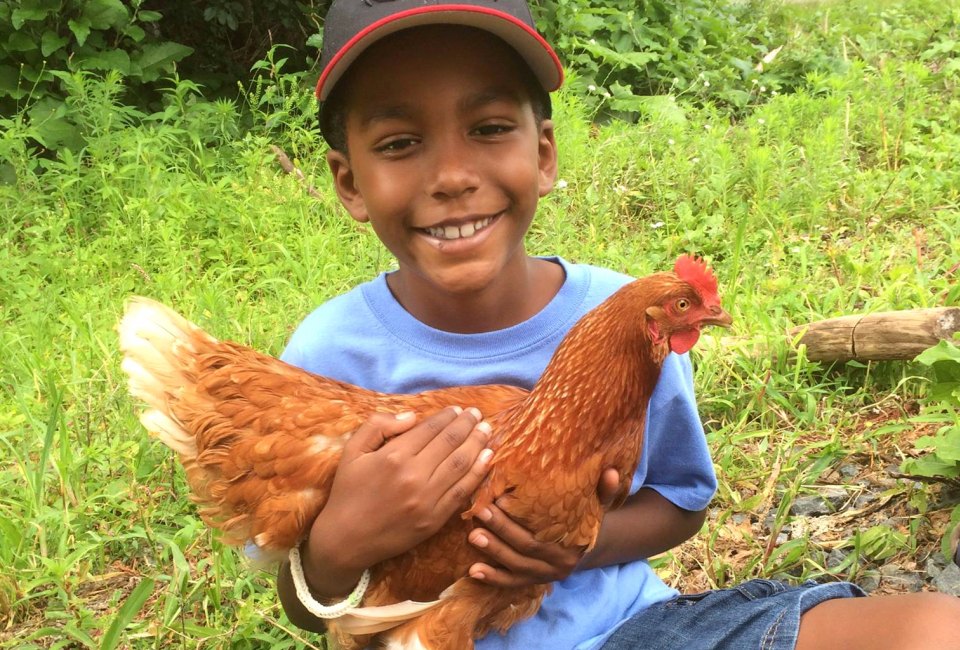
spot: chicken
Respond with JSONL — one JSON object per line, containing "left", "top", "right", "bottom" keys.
{"left": 118, "top": 255, "right": 731, "bottom": 650}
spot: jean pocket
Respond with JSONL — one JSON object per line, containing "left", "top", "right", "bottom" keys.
{"left": 735, "top": 579, "right": 788, "bottom": 601}
{"left": 661, "top": 591, "right": 711, "bottom": 609}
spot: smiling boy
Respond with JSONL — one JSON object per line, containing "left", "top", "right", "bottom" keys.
{"left": 275, "top": 1, "right": 960, "bottom": 648}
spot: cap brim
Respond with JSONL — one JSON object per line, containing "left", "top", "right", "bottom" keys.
{"left": 316, "top": 5, "right": 563, "bottom": 100}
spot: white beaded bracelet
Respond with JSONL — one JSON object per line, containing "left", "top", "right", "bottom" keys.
{"left": 289, "top": 546, "right": 371, "bottom": 619}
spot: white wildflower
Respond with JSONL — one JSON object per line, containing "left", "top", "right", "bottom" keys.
{"left": 650, "top": 221, "right": 665, "bottom": 229}
{"left": 759, "top": 85, "right": 767, "bottom": 93}
{"left": 691, "top": 157, "right": 700, "bottom": 164}
{"left": 556, "top": 179, "right": 569, "bottom": 189}
{"left": 668, "top": 139, "right": 675, "bottom": 146}
{"left": 703, "top": 80, "right": 711, "bottom": 88}
{"left": 758, "top": 118, "right": 765, "bottom": 125}
{"left": 588, "top": 84, "right": 597, "bottom": 92}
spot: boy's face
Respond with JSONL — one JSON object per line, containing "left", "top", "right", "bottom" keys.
{"left": 326, "top": 26, "right": 558, "bottom": 302}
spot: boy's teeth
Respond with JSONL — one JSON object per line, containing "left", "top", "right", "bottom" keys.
{"left": 427, "top": 217, "right": 491, "bottom": 240}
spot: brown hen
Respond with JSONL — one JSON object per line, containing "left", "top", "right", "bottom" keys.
{"left": 118, "top": 255, "right": 731, "bottom": 649}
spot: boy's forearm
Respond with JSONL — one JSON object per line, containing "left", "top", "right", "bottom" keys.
{"left": 579, "top": 487, "right": 706, "bottom": 570}
{"left": 276, "top": 515, "right": 369, "bottom": 631}
{"left": 277, "top": 559, "right": 330, "bottom": 633}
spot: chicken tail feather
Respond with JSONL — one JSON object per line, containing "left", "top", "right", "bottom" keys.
{"left": 118, "top": 297, "right": 215, "bottom": 456}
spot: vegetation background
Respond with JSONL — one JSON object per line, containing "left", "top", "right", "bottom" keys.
{"left": 2, "top": 0, "right": 960, "bottom": 647}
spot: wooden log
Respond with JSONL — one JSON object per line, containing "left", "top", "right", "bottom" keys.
{"left": 788, "top": 307, "right": 960, "bottom": 362}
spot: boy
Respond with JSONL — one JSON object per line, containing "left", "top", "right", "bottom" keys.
{"left": 276, "top": 0, "right": 960, "bottom": 647}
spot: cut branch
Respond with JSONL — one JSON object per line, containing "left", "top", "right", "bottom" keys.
{"left": 270, "top": 145, "right": 322, "bottom": 200}
{"left": 788, "top": 307, "right": 960, "bottom": 362}
{"left": 699, "top": 307, "right": 960, "bottom": 363}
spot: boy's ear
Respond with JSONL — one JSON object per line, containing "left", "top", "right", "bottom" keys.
{"left": 326, "top": 149, "right": 370, "bottom": 223}
{"left": 537, "top": 119, "right": 559, "bottom": 198}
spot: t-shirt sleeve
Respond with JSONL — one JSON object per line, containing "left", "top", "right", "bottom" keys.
{"left": 632, "top": 353, "right": 717, "bottom": 512}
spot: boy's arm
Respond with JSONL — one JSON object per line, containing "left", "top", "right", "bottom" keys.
{"left": 277, "top": 407, "right": 493, "bottom": 631}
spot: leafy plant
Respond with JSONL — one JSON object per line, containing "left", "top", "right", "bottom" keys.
{"left": 530, "top": 0, "right": 799, "bottom": 118}
{"left": 0, "top": 0, "right": 192, "bottom": 151}
{"left": 902, "top": 339, "right": 960, "bottom": 482}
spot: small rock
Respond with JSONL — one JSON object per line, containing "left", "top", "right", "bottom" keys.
{"left": 933, "top": 564, "right": 960, "bottom": 596}
{"left": 790, "top": 487, "right": 848, "bottom": 516}
{"left": 839, "top": 464, "right": 859, "bottom": 479}
{"left": 858, "top": 572, "right": 880, "bottom": 593}
{"left": 879, "top": 565, "right": 925, "bottom": 592}
{"left": 791, "top": 496, "right": 829, "bottom": 517}
{"left": 821, "top": 486, "right": 849, "bottom": 509}
{"left": 853, "top": 494, "right": 876, "bottom": 509}
{"left": 826, "top": 549, "right": 847, "bottom": 570}
{"left": 763, "top": 513, "right": 790, "bottom": 536}
{"left": 732, "top": 513, "right": 748, "bottom": 526}
{"left": 926, "top": 558, "right": 944, "bottom": 580}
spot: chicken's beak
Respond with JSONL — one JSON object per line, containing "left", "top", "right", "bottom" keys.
{"left": 701, "top": 305, "right": 733, "bottom": 329}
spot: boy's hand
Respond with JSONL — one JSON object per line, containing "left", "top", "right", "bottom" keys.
{"left": 302, "top": 407, "right": 492, "bottom": 595}
{"left": 467, "top": 468, "right": 620, "bottom": 588}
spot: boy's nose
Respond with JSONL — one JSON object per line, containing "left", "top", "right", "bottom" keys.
{"left": 427, "top": 139, "right": 480, "bottom": 199}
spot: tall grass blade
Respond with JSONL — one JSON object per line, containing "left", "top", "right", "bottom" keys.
{"left": 99, "top": 577, "right": 155, "bottom": 650}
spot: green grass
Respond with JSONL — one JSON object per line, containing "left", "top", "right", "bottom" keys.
{"left": 2, "top": 0, "right": 960, "bottom": 646}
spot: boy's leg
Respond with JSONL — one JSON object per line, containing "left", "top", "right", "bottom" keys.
{"left": 796, "top": 592, "right": 960, "bottom": 650}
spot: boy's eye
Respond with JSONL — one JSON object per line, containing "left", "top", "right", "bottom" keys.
{"left": 473, "top": 123, "right": 513, "bottom": 137}
{"left": 375, "top": 137, "right": 418, "bottom": 154}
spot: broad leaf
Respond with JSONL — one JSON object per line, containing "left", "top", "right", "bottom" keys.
{"left": 78, "top": 49, "right": 131, "bottom": 75}
{"left": 82, "top": 0, "right": 129, "bottom": 30}
{"left": 135, "top": 42, "right": 194, "bottom": 81}
{"left": 68, "top": 18, "right": 91, "bottom": 47}
{"left": 6, "top": 32, "right": 36, "bottom": 53}
{"left": 41, "top": 30, "right": 70, "bottom": 57}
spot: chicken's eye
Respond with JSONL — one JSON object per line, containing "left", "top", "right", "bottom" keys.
{"left": 676, "top": 298, "right": 690, "bottom": 311}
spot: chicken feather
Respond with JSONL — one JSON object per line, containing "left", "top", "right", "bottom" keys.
{"left": 118, "top": 255, "right": 730, "bottom": 649}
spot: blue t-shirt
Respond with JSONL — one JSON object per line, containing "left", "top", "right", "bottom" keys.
{"left": 282, "top": 257, "right": 717, "bottom": 650}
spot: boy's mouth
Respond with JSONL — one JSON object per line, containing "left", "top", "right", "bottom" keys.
{"left": 422, "top": 215, "right": 496, "bottom": 241}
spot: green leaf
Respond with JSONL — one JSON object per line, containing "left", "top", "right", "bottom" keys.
{"left": 99, "top": 577, "right": 155, "bottom": 650}
{"left": 137, "top": 10, "right": 162, "bottom": 23}
{"left": 581, "top": 40, "right": 661, "bottom": 71}
{"left": 915, "top": 339, "right": 960, "bottom": 366}
{"left": 82, "top": 0, "right": 129, "bottom": 30}
{"left": 928, "top": 381, "right": 960, "bottom": 404}
{"left": 12, "top": 10, "right": 43, "bottom": 30}
{"left": 27, "top": 98, "right": 82, "bottom": 151}
{"left": 68, "top": 19, "right": 91, "bottom": 47}
{"left": 901, "top": 455, "right": 960, "bottom": 478}
{"left": 0, "top": 64, "right": 23, "bottom": 98}
{"left": 41, "top": 30, "right": 70, "bottom": 57}
{"left": 123, "top": 24, "right": 146, "bottom": 43}
{"left": 78, "top": 49, "right": 131, "bottom": 75}
{"left": 6, "top": 32, "right": 37, "bottom": 53}
{"left": 134, "top": 42, "right": 193, "bottom": 81}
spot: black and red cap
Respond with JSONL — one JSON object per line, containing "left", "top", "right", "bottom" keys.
{"left": 315, "top": 0, "right": 564, "bottom": 101}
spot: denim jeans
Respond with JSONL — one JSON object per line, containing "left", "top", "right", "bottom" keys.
{"left": 601, "top": 579, "right": 865, "bottom": 650}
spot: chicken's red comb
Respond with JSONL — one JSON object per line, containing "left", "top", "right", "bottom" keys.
{"left": 673, "top": 255, "right": 719, "bottom": 299}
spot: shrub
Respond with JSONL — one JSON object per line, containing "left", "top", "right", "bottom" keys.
{"left": 0, "top": 0, "right": 194, "bottom": 150}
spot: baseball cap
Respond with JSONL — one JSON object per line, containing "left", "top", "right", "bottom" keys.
{"left": 315, "top": 0, "right": 564, "bottom": 101}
